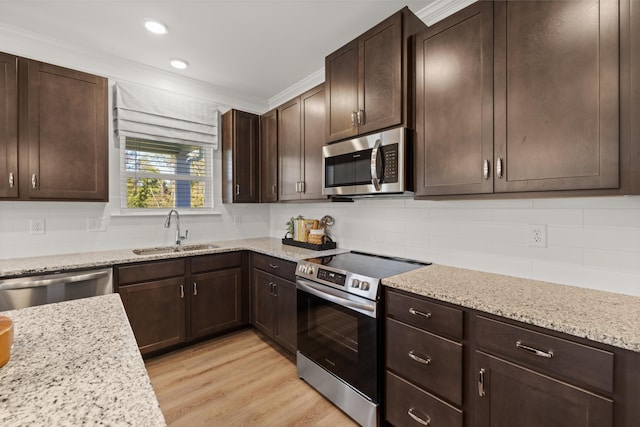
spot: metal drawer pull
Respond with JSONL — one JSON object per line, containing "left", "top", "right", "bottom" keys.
{"left": 496, "top": 157, "right": 504, "bottom": 179}
{"left": 478, "top": 368, "right": 486, "bottom": 397}
{"left": 407, "top": 408, "right": 431, "bottom": 426}
{"left": 31, "top": 173, "right": 37, "bottom": 189}
{"left": 268, "top": 263, "right": 279, "bottom": 269}
{"left": 351, "top": 112, "right": 356, "bottom": 127}
{"left": 9, "top": 172, "right": 14, "bottom": 188}
{"left": 483, "top": 159, "right": 490, "bottom": 180}
{"left": 180, "top": 284, "right": 184, "bottom": 299}
{"left": 408, "top": 350, "right": 431, "bottom": 365}
{"left": 235, "top": 184, "right": 240, "bottom": 195}
{"left": 408, "top": 308, "right": 432, "bottom": 319}
{"left": 516, "top": 341, "right": 553, "bottom": 358}
{"left": 193, "top": 282, "right": 198, "bottom": 296}
{"left": 357, "top": 109, "right": 364, "bottom": 125}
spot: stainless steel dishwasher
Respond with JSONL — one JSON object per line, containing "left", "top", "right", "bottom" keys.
{"left": 0, "top": 268, "right": 113, "bottom": 311}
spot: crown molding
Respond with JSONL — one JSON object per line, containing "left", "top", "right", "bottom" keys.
{"left": 416, "top": 0, "right": 478, "bottom": 26}
{"left": 0, "top": 23, "right": 268, "bottom": 114}
{"left": 267, "top": 68, "right": 325, "bottom": 110}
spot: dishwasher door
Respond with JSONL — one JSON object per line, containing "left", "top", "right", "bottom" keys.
{"left": 0, "top": 268, "right": 113, "bottom": 311}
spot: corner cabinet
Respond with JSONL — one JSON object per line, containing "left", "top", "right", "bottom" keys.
{"left": 222, "top": 109, "right": 259, "bottom": 203}
{"left": 0, "top": 54, "right": 108, "bottom": 201}
{"left": 278, "top": 84, "right": 326, "bottom": 201}
{"left": 250, "top": 253, "right": 297, "bottom": 354}
{"left": 415, "top": 0, "right": 636, "bottom": 198}
{"left": 116, "top": 252, "right": 248, "bottom": 356}
{"left": 325, "top": 7, "right": 426, "bottom": 143}
{"left": 0, "top": 52, "right": 18, "bottom": 199}
{"left": 259, "top": 108, "right": 278, "bottom": 203}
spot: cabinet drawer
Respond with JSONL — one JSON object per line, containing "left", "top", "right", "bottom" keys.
{"left": 386, "top": 318, "right": 463, "bottom": 406}
{"left": 476, "top": 316, "right": 614, "bottom": 393}
{"left": 386, "top": 289, "right": 463, "bottom": 340}
{"left": 251, "top": 253, "right": 296, "bottom": 281}
{"left": 386, "top": 371, "right": 463, "bottom": 427}
{"left": 191, "top": 252, "right": 242, "bottom": 274}
{"left": 117, "top": 259, "right": 186, "bottom": 286}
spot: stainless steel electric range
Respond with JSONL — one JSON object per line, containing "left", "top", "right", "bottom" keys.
{"left": 295, "top": 251, "right": 430, "bottom": 427}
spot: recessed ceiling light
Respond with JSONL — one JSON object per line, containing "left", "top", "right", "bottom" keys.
{"left": 144, "top": 19, "right": 168, "bottom": 35}
{"left": 170, "top": 59, "right": 189, "bottom": 70}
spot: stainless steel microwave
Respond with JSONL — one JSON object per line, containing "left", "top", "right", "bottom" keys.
{"left": 322, "top": 127, "right": 412, "bottom": 197}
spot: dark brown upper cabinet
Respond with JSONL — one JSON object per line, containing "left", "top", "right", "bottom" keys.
{"left": 278, "top": 84, "right": 326, "bottom": 201}
{"left": 222, "top": 109, "right": 259, "bottom": 203}
{"left": 325, "top": 7, "right": 426, "bottom": 143}
{"left": 3, "top": 57, "right": 108, "bottom": 201}
{"left": 415, "top": 1, "right": 494, "bottom": 197}
{"left": 416, "top": 0, "right": 639, "bottom": 199}
{"left": 259, "top": 108, "right": 278, "bottom": 203}
{"left": 0, "top": 52, "right": 18, "bottom": 199}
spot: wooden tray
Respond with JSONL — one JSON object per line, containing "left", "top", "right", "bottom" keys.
{"left": 282, "top": 237, "right": 336, "bottom": 251}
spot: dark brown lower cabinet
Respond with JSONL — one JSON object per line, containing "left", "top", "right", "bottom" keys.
{"left": 475, "top": 351, "right": 613, "bottom": 427}
{"left": 119, "top": 276, "right": 186, "bottom": 354}
{"left": 251, "top": 269, "right": 296, "bottom": 355}
{"left": 190, "top": 267, "right": 243, "bottom": 339}
{"left": 117, "top": 252, "right": 247, "bottom": 356}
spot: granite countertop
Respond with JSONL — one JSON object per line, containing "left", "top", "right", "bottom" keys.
{"left": 0, "top": 237, "right": 348, "bottom": 278}
{"left": 382, "top": 264, "right": 640, "bottom": 353}
{"left": 0, "top": 294, "right": 166, "bottom": 427}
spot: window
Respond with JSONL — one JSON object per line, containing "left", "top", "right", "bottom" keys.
{"left": 113, "top": 81, "right": 219, "bottom": 213}
{"left": 122, "top": 137, "right": 213, "bottom": 209}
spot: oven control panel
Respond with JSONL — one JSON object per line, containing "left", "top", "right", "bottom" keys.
{"left": 316, "top": 268, "right": 346, "bottom": 286}
{"left": 296, "top": 260, "right": 379, "bottom": 301}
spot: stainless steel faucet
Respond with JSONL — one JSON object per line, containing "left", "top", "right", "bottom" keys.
{"left": 164, "top": 209, "right": 188, "bottom": 250}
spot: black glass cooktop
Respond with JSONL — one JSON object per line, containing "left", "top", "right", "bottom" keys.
{"left": 305, "top": 251, "right": 430, "bottom": 280}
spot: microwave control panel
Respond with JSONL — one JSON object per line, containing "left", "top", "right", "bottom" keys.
{"left": 382, "top": 144, "right": 398, "bottom": 183}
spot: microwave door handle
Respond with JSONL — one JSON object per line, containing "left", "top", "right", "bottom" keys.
{"left": 370, "top": 139, "right": 382, "bottom": 191}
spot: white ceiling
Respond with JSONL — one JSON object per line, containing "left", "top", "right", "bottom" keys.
{"left": 0, "top": 0, "right": 438, "bottom": 104}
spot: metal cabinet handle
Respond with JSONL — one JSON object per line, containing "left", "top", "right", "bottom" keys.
{"left": 408, "top": 350, "right": 431, "bottom": 365}
{"left": 235, "top": 184, "right": 240, "bottom": 195}
{"left": 31, "top": 173, "right": 37, "bottom": 189}
{"left": 180, "top": 284, "right": 184, "bottom": 299}
{"left": 516, "top": 341, "right": 553, "bottom": 358}
{"left": 357, "top": 109, "right": 364, "bottom": 125}
{"left": 408, "top": 307, "right": 432, "bottom": 319}
{"left": 483, "top": 160, "right": 490, "bottom": 180}
{"left": 478, "top": 368, "right": 486, "bottom": 396}
{"left": 496, "top": 157, "right": 503, "bottom": 179}
{"left": 9, "top": 172, "right": 14, "bottom": 188}
{"left": 407, "top": 408, "right": 431, "bottom": 426}
{"left": 351, "top": 112, "right": 356, "bottom": 127}
{"left": 272, "top": 184, "right": 277, "bottom": 195}
{"left": 268, "top": 263, "right": 279, "bottom": 269}
{"left": 193, "top": 282, "right": 198, "bottom": 296}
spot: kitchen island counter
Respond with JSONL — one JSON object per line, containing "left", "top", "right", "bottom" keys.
{"left": 0, "top": 294, "right": 166, "bottom": 427}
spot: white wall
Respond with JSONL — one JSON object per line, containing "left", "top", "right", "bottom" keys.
{"left": 270, "top": 196, "right": 640, "bottom": 297}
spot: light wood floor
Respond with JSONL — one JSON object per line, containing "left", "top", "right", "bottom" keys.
{"left": 145, "top": 329, "right": 358, "bottom": 426}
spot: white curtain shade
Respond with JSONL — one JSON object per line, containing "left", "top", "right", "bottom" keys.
{"left": 114, "top": 82, "right": 219, "bottom": 149}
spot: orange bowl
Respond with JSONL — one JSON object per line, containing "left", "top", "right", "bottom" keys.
{"left": 0, "top": 315, "right": 13, "bottom": 368}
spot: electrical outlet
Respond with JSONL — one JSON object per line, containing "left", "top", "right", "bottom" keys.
{"left": 528, "top": 224, "right": 547, "bottom": 248}
{"left": 30, "top": 219, "right": 46, "bottom": 235}
{"left": 233, "top": 215, "right": 242, "bottom": 225}
{"left": 87, "top": 217, "right": 107, "bottom": 232}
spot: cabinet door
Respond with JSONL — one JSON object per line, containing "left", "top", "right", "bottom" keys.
{"left": 233, "top": 110, "right": 259, "bottom": 202}
{"left": 358, "top": 11, "right": 403, "bottom": 135}
{"left": 0, "top": 53, "right": 18, "bottom": 199}
{"left": 190, "top": 267, "right": 244, "bottom": 339}
{"left": 23, "top": 60, "right": 108, "bottom": 200}
{"left": 300, "top": 84, "right": 325, "bottom": 201}
{"left": 415, "top": 2, "right": 494, "bottom": 196}
{"left": 494, "top": 0, "right": 619, "bottom": 193}
{"left": 278, "top": 97, "right": 302, "bottom": 201}
{"left": 119, "top": 277, "right": 186, "bottom": 355}
{"left": 274, "top": 278, "right": 297, "bottom": 354}
{"left": 260, "top": 108, "right": 278, "bottom": 202}
{"left": 325, "top": 39, "right": 359, "bottom": 143}
{"left": 251, "top": 269, "right": 276, "bottom": 337}
{"left": 475, "top": 351, "right": 613, "bottom": 427}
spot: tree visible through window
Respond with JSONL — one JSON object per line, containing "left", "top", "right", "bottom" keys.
{"left": 122, "top": 137, "right": 212, "bottom": 209}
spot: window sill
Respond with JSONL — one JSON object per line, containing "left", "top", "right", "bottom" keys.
{"left": 111, "top": 209, "right": 222, "bottom": 217}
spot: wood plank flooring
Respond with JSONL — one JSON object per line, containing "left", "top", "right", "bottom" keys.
{"left": 145, "top": 329, "right": 358, "bottom": 426}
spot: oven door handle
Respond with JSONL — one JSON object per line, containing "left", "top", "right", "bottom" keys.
{"left": 296, "top": 279, "right": 377, "bottom": 318}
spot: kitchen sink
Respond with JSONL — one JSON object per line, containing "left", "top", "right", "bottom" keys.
{"left": 132, "top": 243, "right": 219, "bottom": 256}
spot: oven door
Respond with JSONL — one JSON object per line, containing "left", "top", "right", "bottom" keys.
{"left": 296, "top": 278, "right": 380, "bottom": 402}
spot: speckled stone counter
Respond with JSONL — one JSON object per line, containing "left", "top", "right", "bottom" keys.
{"left": 0, "top": 237, "right": 347, "bottom": 278}
{"left": 382, "top": 264, "right": 640, "bottom": 353}
{"left": 0, "top": 294, "right": 166, "bottom": 427}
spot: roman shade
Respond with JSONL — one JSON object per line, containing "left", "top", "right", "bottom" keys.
{"left": 113, "top": 81, "right": 219, "bottom": 149}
